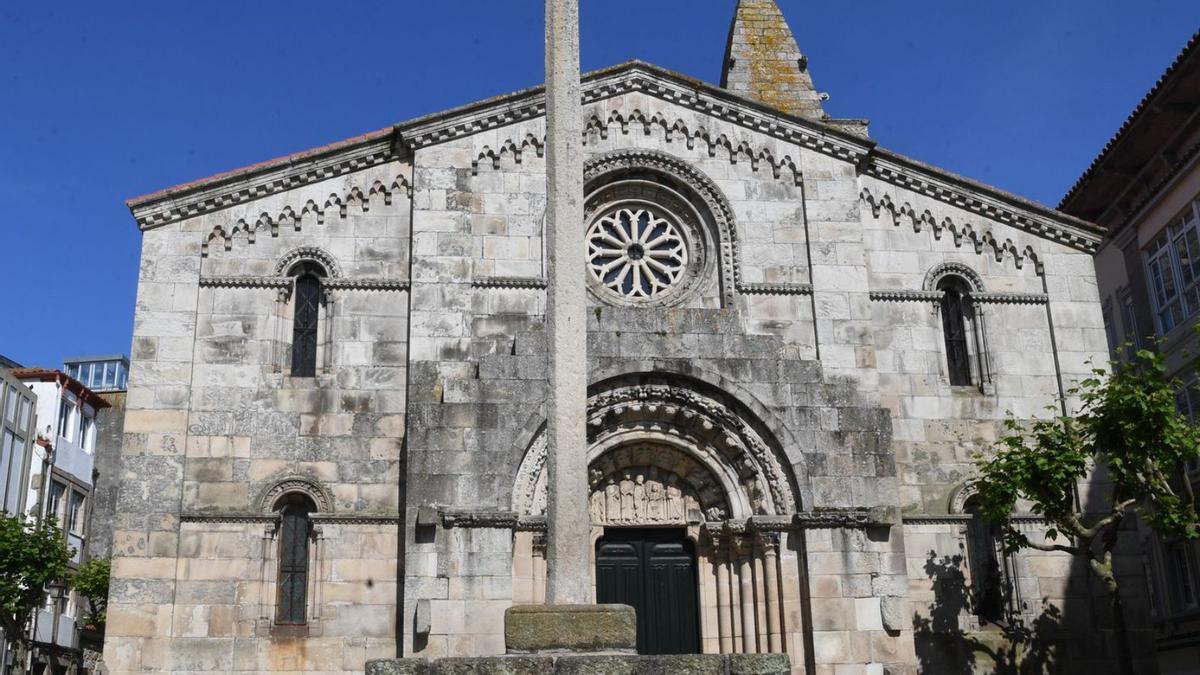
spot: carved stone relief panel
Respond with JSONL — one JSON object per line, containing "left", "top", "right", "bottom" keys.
{"left": 587, "top": 465, "right": 705, "bottom": 525}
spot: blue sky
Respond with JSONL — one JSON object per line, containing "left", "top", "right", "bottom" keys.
{"left": 1, "top": 1, "right": 1196, "bottom": 368}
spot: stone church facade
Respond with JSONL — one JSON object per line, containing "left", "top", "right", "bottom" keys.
{"left": 106, "top": 2, "right": 1138, "bottom": 673}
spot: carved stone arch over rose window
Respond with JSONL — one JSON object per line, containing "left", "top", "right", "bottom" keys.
{"left": 510, "top": 375, "right": 807, "bottom": 657}
{"left": 583, "top": 149, "right": 737, "bottom": 307}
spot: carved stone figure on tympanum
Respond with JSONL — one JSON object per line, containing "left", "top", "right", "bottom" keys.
{"left": 587, "top": 466, "right": 704, "bottom": 525}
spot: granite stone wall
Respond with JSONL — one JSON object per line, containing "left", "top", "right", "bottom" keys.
{"left": 105, "top": 80, "right": 1129, "bottom": 675}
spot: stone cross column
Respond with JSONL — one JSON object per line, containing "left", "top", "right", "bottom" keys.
{"left": 543, "top": 0, "right": 590, "bottom": 605}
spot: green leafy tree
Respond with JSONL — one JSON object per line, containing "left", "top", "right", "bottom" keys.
{"left": 974, "top": 347, "right": 1200, "bottom": 675}
{"left": 72, "top": 557, "right": 111, "bottom": 630}
{"left": 0, "top": 514, "right": 73, "bottom": 668}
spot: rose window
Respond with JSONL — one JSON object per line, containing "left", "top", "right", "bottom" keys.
{"left": 586, "top": 207, "right": 689, "bottom": 301}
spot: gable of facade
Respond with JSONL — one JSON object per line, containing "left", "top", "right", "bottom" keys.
{"left": 106, "top": 5, "right": 1138, "bottom": 674}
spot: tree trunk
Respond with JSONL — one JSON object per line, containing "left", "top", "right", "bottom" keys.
{"left": 1110, "top": 590, "right": 1135, "bottom": 675}
{"left": 1090, "top": 555, "right": 1135, "bottom": 675}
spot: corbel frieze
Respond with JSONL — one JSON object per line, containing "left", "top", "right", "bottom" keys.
{"left": 132, "top": 136, "right": 398, "bottom": 230}
{"left": 198, "top": 275, "right": 291, "bottom": 290}
{"left": 697, "top": 508, "right": 882, "bottom": 535}
{"left": 323, "top": 278, "right": 410, "bottom": 292}
{"left": 863, "top": 161, "right": 1101, "bottom": 254}
{"left": 310, "top": 513, "right": 403, "bottom": 525}
{"left": 198, "top": 276, "right": 409, "bottom": 292}
{"left": 901, "top": 513, "right": 1049, "bottom": 526}
{"left": 180, "top": 512, "right": 277, "bottom": 524}
{"left": 471, "top": 276, "right": 549, "bottom": 290}
{"left": 440, "top": 508, "right": 521, "bottom": 529}
{"left": 517, "top": 515, "right": 548, "bottom": 532}
{"left": 868, "top": 290, "right": 944, "bottom": 303}
{"left": 972, "top": 292, "right": 1049, "bottom": 305}
{"left": 736, "top": 282, "right": 813, "bottom": 296}
{"left": 793, "top": 508, "right": 879, "bottom": 528}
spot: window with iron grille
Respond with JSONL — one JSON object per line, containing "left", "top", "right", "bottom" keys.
{"left": 939, "top": 279, "right": 973, "bottom": 386}
{"left": 964, "top": 497, "right": 1006, "bottom": 622}
{"left": 291, "top": 272, "right": 322, "bottom": 377}
{"left": 275, "top": 498, "right": 313, "bottom": 625}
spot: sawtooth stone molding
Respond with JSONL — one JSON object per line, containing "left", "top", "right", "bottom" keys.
{"left": 472, "top": 276, "right": 549, "bottom": 290}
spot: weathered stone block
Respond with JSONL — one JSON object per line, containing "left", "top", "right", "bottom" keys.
{"left": 504, "top": 605, "right": 636, "bottom": 654}
{"left": 367, "top": 658, "right": 434, "bottom": 675}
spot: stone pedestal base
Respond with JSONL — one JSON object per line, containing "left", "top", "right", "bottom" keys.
{"left": 366, "top": 654, "right": 791, "bottom": 675}
{"left": 504, "top": 604, "right": 636, "bottom": 654}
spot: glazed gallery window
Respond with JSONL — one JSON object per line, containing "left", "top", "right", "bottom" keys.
{"left": 0, "top": 429, "right": 26, "bottom": 513}
{"left": 290, "top": 266, "right": 324, "bottom": 378}
{"left": 1145, "top": 197, "right": 1200, "bottom": 335}
{"left": 77, "top": 412, "right": 93, "bottom": 451}
{"left": 1160, "top": 540, "right": 1200, "bottom": 615}
{"left": 3, "top": 387, "right": 16, "bottom": 426}
{"left": 1174, "top": 375, "right": 1200, "bottom": 473}
{"left": 1119, "top": 288, "right": 1141, "bottom": 360}
{"left": 48, "top": 480, "right": 67, "bottom": 521}
{"left": 56, "top": 398, "right": 72, "bottom": 441}
{"left": 67, "top": 490, "right": 85, "bottom": 534}
{"left": 276, "top": 496, "right": 315, "bottom": 624}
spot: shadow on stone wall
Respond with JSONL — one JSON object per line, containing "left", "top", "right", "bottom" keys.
{"left": 912, "top": 551, "right": 1063, "bottom": 674}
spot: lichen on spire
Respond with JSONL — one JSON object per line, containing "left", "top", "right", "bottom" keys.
{"left": 720, "top": 0, "right": 826, "bottom": 121}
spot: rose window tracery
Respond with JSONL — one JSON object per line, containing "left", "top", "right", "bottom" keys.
{"left": 586, "top": 206, "right": 689, "bottom": 301}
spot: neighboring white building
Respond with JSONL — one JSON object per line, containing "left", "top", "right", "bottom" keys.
{"left": 1061, "top": 30, "right": 1200, "bottom": 675}
{"left": 0, "top": 367, "right": 37, "bottom": 516}
{"left": 12, "top": 368, "right": 110, "bottom": 675}
{"left": 0, "top": 367, "right": 39, "bottom": 675}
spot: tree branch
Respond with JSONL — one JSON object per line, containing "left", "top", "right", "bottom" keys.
{"left": 1024, "top": 539, "right": 1082, "bottom": 556}
{"left": 1180, "top": 462, "right": 1197, "bottom": 514}
{"left": 1077, "top": 499, "right": 1137, "bottom": 540}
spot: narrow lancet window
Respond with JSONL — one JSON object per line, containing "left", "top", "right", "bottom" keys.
{"left": 940, "top": 279, "right": 973, "bottom": 386}
{"left": 291, "top": 270, "right": 322, "bottom": 377}
{"left": 964, "top": 497, "right": 1005, "bottom": 622}
{"left": 276, "top": 496, "right": 314, "bottom": 624}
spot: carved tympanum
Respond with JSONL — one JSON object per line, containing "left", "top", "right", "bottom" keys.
{"left": 587, "top": 466, "right": 712, "bottom": 525}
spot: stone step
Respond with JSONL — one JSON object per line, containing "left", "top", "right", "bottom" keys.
{"left": 366, "top": 653, "right": 790, "bottom": 675}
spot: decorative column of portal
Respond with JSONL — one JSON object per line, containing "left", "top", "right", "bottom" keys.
{"left": 543, "top": 0, "right": 590, "bottom": 605}
{"left": 761, "top": 534, "right": 782, "bottom": 653}
{"left": 738, "top": 537, "right": 756, "bottom": 654}
{"left": 714, "top": 534, "right": 734, "bottom": 654}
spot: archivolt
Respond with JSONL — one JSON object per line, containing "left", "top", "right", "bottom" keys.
{"left": 924, "top": 262, "right": 985, "bottom": 293}
{"left": 258, "top": 475, "right": 334, "bottom": 514}
{"left": 274, "top": 246, "right": 341, "bottom": 278}
{"left": 512, "top": 380, "right": 799, "bottom": 521}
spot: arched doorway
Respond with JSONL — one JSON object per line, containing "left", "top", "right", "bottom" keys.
{"left": 511, "top": 378, "right": 807, "bottom": 656}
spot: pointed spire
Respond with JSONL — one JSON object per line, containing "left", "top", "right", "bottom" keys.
{"left": 721, "top": 0, "right": 826, "bottom": 121}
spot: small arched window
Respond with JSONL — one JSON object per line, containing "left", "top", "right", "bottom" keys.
{"left": 938, "top": 277, "right": 973, "bottom": 386}
{"left": 276, "top": 494, "right": 315, "bottom": 625}
{"left": 290, "top": 262, "right": 325, "bottom": 377}
{"left": 963, "top": 496, "right": 1005, "bottom": 623}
